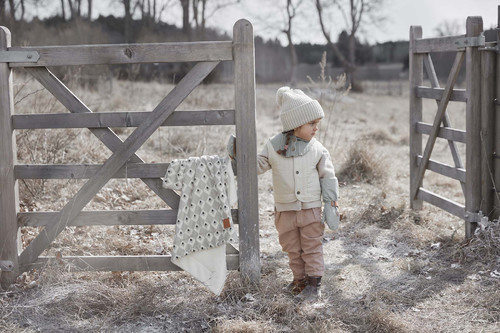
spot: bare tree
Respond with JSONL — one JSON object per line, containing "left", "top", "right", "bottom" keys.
{"left": 0, "top": 0, "right": 5, "bottom": 21}
{"left": 180, "top": 0, "right": 240, "bottom": 40}
{"left": 434, "top": 19, "right": 462, "bottom": 37}
{"left": 315, "top": 0, "right": 386, "bottom": 90}
{"left": 60, "top": 0, "right": 66, "bottom": 19}
{"left": 87, "top": 0, "right": 92, "bottom": 19}
{"left": 283, "top": 0, "right": 302, "bottom": 84}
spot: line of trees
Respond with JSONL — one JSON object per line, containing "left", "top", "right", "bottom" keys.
{"left": 1, "top": 0, "right": 401, "bottom": 85}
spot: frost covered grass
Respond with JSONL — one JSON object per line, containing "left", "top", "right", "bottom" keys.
{"left": 1, "top": 73, "right": 499, "bottom": 332}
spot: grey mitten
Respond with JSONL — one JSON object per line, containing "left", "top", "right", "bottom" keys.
{"left": 320, "top": 177, "right": 340, "bottom": 230}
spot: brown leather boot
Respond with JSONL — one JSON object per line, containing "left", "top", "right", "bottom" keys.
{"left": 283, "top": 278, "right": 307, "bottom": 295}
{"left": 296, "top": 276, "right": 322, "bottom": 301}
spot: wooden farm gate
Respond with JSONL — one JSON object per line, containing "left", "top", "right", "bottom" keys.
{"left": 0, "top": 19, "right": 260, "bottom": 289}
{"left": 410, "top": 11, "right": 500, "bottom": 238}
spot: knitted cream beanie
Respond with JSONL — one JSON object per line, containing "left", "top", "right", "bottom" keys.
{"left": 276, "top": 87, "right": 325, "bottom": 132}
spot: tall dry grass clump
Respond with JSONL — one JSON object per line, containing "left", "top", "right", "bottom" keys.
{"left": 337, "top": 142, "right": 387, "bottom": 184}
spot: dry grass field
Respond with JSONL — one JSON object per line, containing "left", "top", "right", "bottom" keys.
{"left": 1, "top": 69, "right": 499, "bottom": 332}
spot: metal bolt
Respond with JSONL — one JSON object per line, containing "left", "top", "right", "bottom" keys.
{"left": 27, "top": 54, "right": 32, "bottom": 59}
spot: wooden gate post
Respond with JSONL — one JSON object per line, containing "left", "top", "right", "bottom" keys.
{"left": 480, "top": 29, "right": 496, "bottom": 220}
{"left": 494, "top": 6, "right": 500, "bottom": 220}
{"left": 0, "top": 27, "right": 21, "bottom": 290}
{"left": 233, "top": 19, "right": 260, "bottom": 284}
{"left": 465, "top": 17, "right": 483, "bottom": 238}
{"left": 409, "top": 26, "right": 423, "bottom": 210}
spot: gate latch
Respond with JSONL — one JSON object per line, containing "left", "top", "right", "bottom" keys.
{"left": 0, "top": 260, "right": 14, "bottom": 272}
{"left": 0, "top": 50, "right": 40, "bottom": 63}
{"left": 455, "top": 34, "right": 485, "bottom": 50}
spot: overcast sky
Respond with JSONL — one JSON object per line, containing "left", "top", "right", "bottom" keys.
{"left": 45, "top": 0, "right": 500, "bottom": 45}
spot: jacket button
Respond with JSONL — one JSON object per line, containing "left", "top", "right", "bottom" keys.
{"left": 297, "top": 191, "right": 301, "bottom": 195}
{"left": 296, "top": 171, "right": 299, "bottom": 174}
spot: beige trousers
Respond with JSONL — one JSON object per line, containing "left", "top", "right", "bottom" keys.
{"left": 274, "top": 207, "right": 325, "bottom": 279}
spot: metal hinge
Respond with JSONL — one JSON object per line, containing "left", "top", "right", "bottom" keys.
{"left": 455, "top": 34, "right": 485, "bottom": 50}
{"left": 0, "top": 50, "right": 40, "bottom": 63}
{"left": 464, "top": 211, "right": 482, "bottom": 223}
{"left": 0, "top": 260, "right": 14, "bottom": 272}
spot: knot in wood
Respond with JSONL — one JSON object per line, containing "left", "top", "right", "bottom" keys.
{"left": 124, "top": 48, "right": 133, "bottom": 59}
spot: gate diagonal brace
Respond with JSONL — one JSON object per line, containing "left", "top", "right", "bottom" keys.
{"left": 0, "top": 261, "right": 14, "bottom": 272}
{"left": 0, "top": 50, "right": 40, "bottom": 63}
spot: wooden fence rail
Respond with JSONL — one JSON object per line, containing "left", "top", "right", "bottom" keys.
{"left": 0, "top": 19, "right": 260, "bottom": 289}
{"left": 410, "top": 10, "right": 500, "bottom": 238}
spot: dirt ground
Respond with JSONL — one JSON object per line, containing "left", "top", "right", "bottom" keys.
{"left": 1, "top": 77, "right": 499, "bottom": 332}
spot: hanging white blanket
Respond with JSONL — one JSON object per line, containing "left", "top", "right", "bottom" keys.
{"left": 162, "top": 155, "right": 237, "bottom": 295}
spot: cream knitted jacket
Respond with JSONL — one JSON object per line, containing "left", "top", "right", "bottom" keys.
{"left": 257, "top": 134, "right": 337, "bottom": 210}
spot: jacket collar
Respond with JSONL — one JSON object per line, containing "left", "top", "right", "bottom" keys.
{"left": 270, "top": 132, "right": 315, "bottom": 157}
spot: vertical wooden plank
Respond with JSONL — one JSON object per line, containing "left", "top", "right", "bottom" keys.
{"left": 409, "top": 26, "right": 424, "bottom": 209}
{"left": 233, "top": 19, "right": 260, "bottom": 284}
{"left": 465, "top": 16, "right": 483, "bottom": 238}
{"left": 480, "top": 43, "right": 495, "bottom": 219}
{"left": 495, "top": 6, "right": 500, "bottom": 220}
{"left": 0, "top": 26, "right": 20, "bottom": 289}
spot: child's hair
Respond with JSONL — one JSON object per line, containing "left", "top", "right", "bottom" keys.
{"left": 277, "top": 87, "right": 324, "bottom": 132}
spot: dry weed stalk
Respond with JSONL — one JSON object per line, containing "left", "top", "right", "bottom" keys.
{"left": 306, "top": 51, "right": 350, "bottom": 151}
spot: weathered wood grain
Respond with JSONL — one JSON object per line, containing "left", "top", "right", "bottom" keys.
{"left": 415, "top": 122, "right": 466, "bottom": 143}
{"left": 18, "top": 61, "right": 219, "bottom": 272}
{"left": 409, "top": 26, "right": 424, "bottom": 209}
{"left": 0, "top": 26, "right": 20, "bottom": 289}
{"left": 9, "top": 41, "right": 233, "bottom": 67}
{"left": 233, "top": 19, "right": 260, "bottom": 284}
{"left": 423, "top": 53, "right": 466, "bottom": 196}
{"left": 417, "top": 155, "right": 466, "bottom": 182}
{"left": 25, "top": 254, "right": 240, "bottom": 272}
{"left": 414, "top": 35, "right": 464, "bottom": 53}
{"left": 26, "top": 67, "right": 180, "bottom": 209}
{"left": 415, "top": 86, "right": 467, "bottom": 102}
{"left": 12, "top": 110, "right": 235, "bottom": 129}
{"left": 18, "top": 209, "right": 239, "bottom": 227}
{"left": 480, "top": 44, "right": 496, "bottom": 218}
{"left": 410, "top": 51, "right": 465, "bottom": 203}
{"left": 15, "top": 163, "right": 170, "bottom": 179}
{"left": 416, "top": 188, "right": 465, "bottom": 218}
{"left": 465, "top": 17, "right": 483, "bottom": 238}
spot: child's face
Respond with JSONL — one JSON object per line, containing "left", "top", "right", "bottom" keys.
{"left": 293, "top": 118, "right": 321, "bottom": 141}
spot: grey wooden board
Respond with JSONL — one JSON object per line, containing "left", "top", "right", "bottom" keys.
{"left": 18, "top": 209, "right": 240, "bottom": 227}
{"left": 416, "top": 87, "right": 466, "bottom": 102}
{"left": 417, "top": 187, "right": 465, "bottom": 218}
{"left": 25, "top": 254, "right": 240, "bottom": 272}
{"left": 18, "top": 61, "right": 219, "bottom": 272}
{"left": 410, "top": 51, "right": 465, "bottom": 200}
{"left": 12, "top": 110, "right": 236, "bottom": 129}
{"left": 9, "top": 41, "right": 233, "bottom": 67}
{"left": 414, "top": 35, "right": 464, "bottom": 53}
{"left": 416, "top": 155, "right": 466, "bottom": 182}
{"left": 15, "top": 163, "right": 170, "bottom": 179}
{"left": 233, "top": 19, "right": 260, "bottom": 283}
{"left": 0, "top": 26, "right": 20, "bottom": 288}
{"left": 409, "top": 26, "right": 424, "bottom": 209}
{"left": 416, "top": 122, "right": 466, "bottom": 143}
{"left": 465, "top": 17, "right": 483, "bottom": 237}
{"left": 26, "top": 67, "right": 180, "bottom": 209}
{"left": 480, "top": 47, "right": 496, "bottom": 217}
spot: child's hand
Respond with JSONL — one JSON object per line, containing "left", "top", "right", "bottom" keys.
{"left": 227, "top": 135, "right": 236, "bottom": 160}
